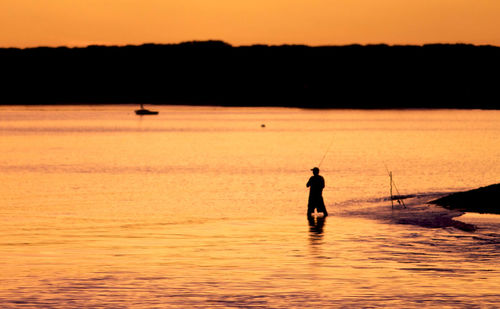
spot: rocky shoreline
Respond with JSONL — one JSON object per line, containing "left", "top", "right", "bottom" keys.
{"left": 430, "top": 183, "right": 500, "bottom": 215}
{"left": 342, "top": 184, "right": 499, "bottom": 232}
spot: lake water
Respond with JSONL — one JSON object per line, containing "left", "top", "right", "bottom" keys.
{"left": 0, "top": 105, "right": 499, "bottom": 308}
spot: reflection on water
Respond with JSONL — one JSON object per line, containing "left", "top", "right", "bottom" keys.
{"left": 308, "top": 216, "right": 325, "bottom": 263}
{"left": 308, "top": 216, "right": 325, "bottom": 245}
{"left": 0, "top": 105, "right": 499, "bottom": 308}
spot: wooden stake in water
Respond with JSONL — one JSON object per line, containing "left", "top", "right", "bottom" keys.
{"left": 385, "top": 165, "right": 406, "bottom": 209}
{"left": 390, "top": 171, "right": 394, "bottom": 208}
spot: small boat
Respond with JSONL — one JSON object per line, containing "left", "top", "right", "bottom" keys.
{"left": 135, "top": 104, "right": 159, "bottom": 115}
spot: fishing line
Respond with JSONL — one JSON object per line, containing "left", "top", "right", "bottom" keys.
{"left": 317, "top": 135, "right": 335, "bottom": 168}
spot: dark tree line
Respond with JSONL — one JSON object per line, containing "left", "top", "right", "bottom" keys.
{"left": 1, "top": 41, "right": 499, "bottom": 109}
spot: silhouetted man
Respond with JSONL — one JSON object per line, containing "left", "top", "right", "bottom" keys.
{"left": 306, "top": 167, "right": 328, "bottom": 217}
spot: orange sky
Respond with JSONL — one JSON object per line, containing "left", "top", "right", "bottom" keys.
{"left": 1, "top": 0, "right": 499, "bottom": 47}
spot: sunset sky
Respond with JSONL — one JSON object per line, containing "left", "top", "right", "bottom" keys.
{"left": 1, "top": 0, "right": 499, "bottom": 48}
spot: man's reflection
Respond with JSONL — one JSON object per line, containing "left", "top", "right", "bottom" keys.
{"left": 308, "top": 216, "right": 326, "bottom": 262}
{"left": 308, "top": 216, "right": 325, "bottom": 244}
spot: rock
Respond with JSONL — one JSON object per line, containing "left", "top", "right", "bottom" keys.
{"left": 430, "top": 183, "right": 500, "bottom": 214}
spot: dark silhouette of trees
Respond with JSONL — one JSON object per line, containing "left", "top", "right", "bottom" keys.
{"left": 1, "top": 41, "right": 499, "bottom": 109}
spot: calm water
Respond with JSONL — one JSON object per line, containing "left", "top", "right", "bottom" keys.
{"left": 1, "top": 105, "right": 499, "bottom": 308}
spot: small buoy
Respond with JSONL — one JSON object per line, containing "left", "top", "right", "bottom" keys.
{"left": 261, "top": 124, "right": 266, "bottom": 128}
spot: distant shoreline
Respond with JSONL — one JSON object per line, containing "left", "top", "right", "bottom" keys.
{"left": 23, "top": 104, "right": 496, "bottom": 110}
{"left": 2, "top": 41, "right": 499, "bottom": 109}
{"left": 2, "top": 40, "right": 500, "bottom": 51}
{"left": 1, "top": 103, "right": 499, "bottom": 109}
